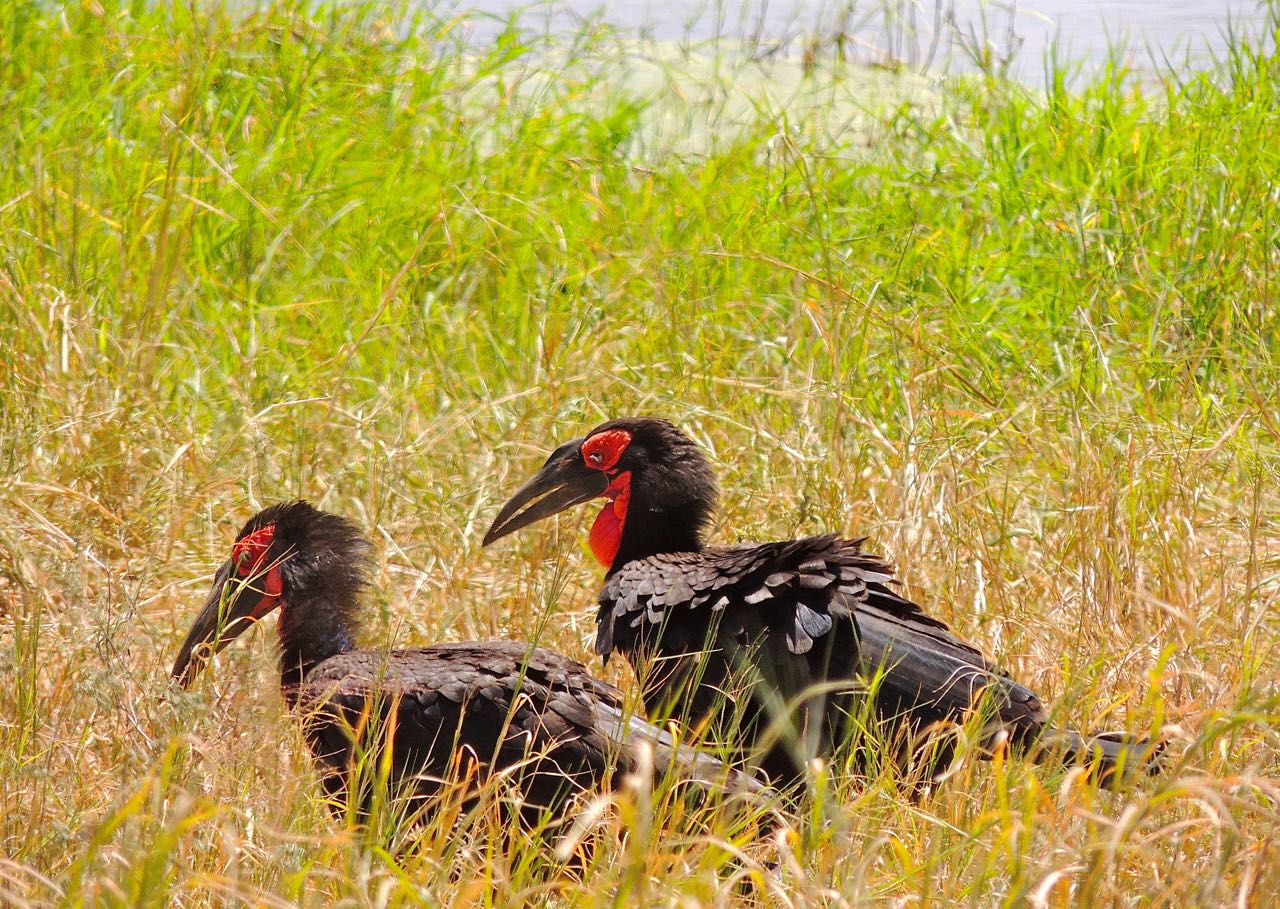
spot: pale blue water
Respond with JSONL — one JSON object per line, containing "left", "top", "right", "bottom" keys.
{"left": 440, "top": 0, "right": 1273, "bottom": 79}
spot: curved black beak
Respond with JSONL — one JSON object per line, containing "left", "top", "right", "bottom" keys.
{"left": 483, "top": 437, "right": 610, "bottom": 546}
{"left": 171, "top": 560, "right": 279, "bottom": 687}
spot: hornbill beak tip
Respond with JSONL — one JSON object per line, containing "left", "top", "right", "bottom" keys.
{"left": 480, "top": 521, "right": 513, "bottom": 548}
{"left": 483, "top": 438, "right": 609, "bottom": 546}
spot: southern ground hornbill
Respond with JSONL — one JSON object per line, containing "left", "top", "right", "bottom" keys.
{"left": 483, "top": 417, "right": 1161, "bottom": 788}
{"left": 171, "top": 500, "right": 758, "bottom": 829}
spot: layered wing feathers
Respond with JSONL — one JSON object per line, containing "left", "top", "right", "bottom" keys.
{"left": 597, "top": 534, "right": 941, "bottom": 659}
{"left": 596, "top": 535, "right": 1050, "bottom": 742}
{"left": 297, "top": 641, "right": 755, "bottom": 809}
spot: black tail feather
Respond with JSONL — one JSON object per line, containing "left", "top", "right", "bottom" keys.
{"left": 853, "top": 605, "right": 1164, "bottom": 789}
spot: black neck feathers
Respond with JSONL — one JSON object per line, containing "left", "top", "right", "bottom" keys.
{"left": 244, "top": 501, "right": 373, "bottom": 688}
{"left": 598, "top": 418, "right": 719, "bottom": 573}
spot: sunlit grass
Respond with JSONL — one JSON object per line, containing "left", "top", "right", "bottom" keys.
{"left": 2, "top": 0, "right": 1279, "bottom": 905}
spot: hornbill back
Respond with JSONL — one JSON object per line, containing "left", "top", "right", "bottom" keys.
{"left": 597, "top": 535, "right": 907, "bottom": 779}
{"left": 297, "top": 641, "right": 755, "bottom": 822}
{"left": 596, "top": 534, "right": 1050, "bottom": 782}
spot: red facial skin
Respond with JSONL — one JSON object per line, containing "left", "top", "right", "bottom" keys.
{"left": 233, "top": 523, "right": 284, "bottom": 616}
{"left": 581, "top": 429, "right": 630, "bottom": 471}
{"left": 588, "top": 471, "right": 631, "bottom": 567}
{"left": 581, "top": 429, "right": 633, "bottom": 567}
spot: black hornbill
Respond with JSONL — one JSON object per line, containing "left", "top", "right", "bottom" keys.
{"left": 483, "top": 417, "right": 1160, "bottom": 787}
{"left": 171, "top": 500, "right": 757, "bottom": 827}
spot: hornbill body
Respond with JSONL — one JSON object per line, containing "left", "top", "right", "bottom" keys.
{"left": 171, "top": 500, "right": 755, "bottom": 826}
{"left": 483, "top": 418, "right": 1160, "bottom": 786}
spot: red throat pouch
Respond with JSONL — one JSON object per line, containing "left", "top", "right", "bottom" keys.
{"left": 589, "top": 471, "right": 632, "bottom": 567}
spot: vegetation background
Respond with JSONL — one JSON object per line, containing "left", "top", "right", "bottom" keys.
{"left": 1, "top": 0, "right": 1278, "bottom": 905}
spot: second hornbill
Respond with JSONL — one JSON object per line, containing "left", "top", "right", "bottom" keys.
{"left": 171, "top": 500, "right": 757, "bottom": 829}
{"left": 483, "top": 417, "right": 1161, "bottom": 787}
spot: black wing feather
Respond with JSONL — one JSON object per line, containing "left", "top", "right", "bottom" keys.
{"left": 598, "top": 534, "right": 934, "bottom": 660}
{"left": 595, "top": 535, "right": 1058, "bottom": 782}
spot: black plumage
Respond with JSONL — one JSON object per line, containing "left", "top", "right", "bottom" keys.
{"left": 484, "top": 418, "right": 1161, "bottom": 787}
{"left": 296, "top": 641, "right": 741, "bottom": 821}
{"left": 171, "top": 501, "right": 755, "bottom": 827}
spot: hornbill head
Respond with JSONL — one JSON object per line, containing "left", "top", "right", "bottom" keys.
{"left": 171, "top": 500, "right": 369, "bottom": 687}
{"left": 483, "top": 417, "right": 718, "bottom": 571}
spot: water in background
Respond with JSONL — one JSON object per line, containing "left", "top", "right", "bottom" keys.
{"left": 444, "top": 0, "right": 1273, "bottom": 81}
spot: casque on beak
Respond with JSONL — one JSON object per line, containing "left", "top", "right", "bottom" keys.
{"left": 171, "top": 559, "right": 282, "bottom": 687}
{"left": 483, "top": 437, "right": 610, "bottom": 546}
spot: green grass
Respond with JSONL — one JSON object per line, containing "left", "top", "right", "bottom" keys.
{"left": 2, "top": 0, "right": 1280, "bottom": 904}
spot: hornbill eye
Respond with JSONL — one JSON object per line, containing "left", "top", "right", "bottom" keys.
{"left": 580, "top": 428, "right": 632, "bottom": 471}
{"left": 231, "top": 523, "right": 277, "bottom": 578}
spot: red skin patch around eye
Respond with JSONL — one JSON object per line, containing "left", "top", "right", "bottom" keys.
{"left": 581, "top": 429, "right": 632, "bottom": 472}
{"left": 589, "top": 471, "right": 631, "bottom": 568}
{"left": 233, "top": 523, "right": 277, "bottom": 576}
{"left": 232, "top": 524, "right": 284, "bottom": 615}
